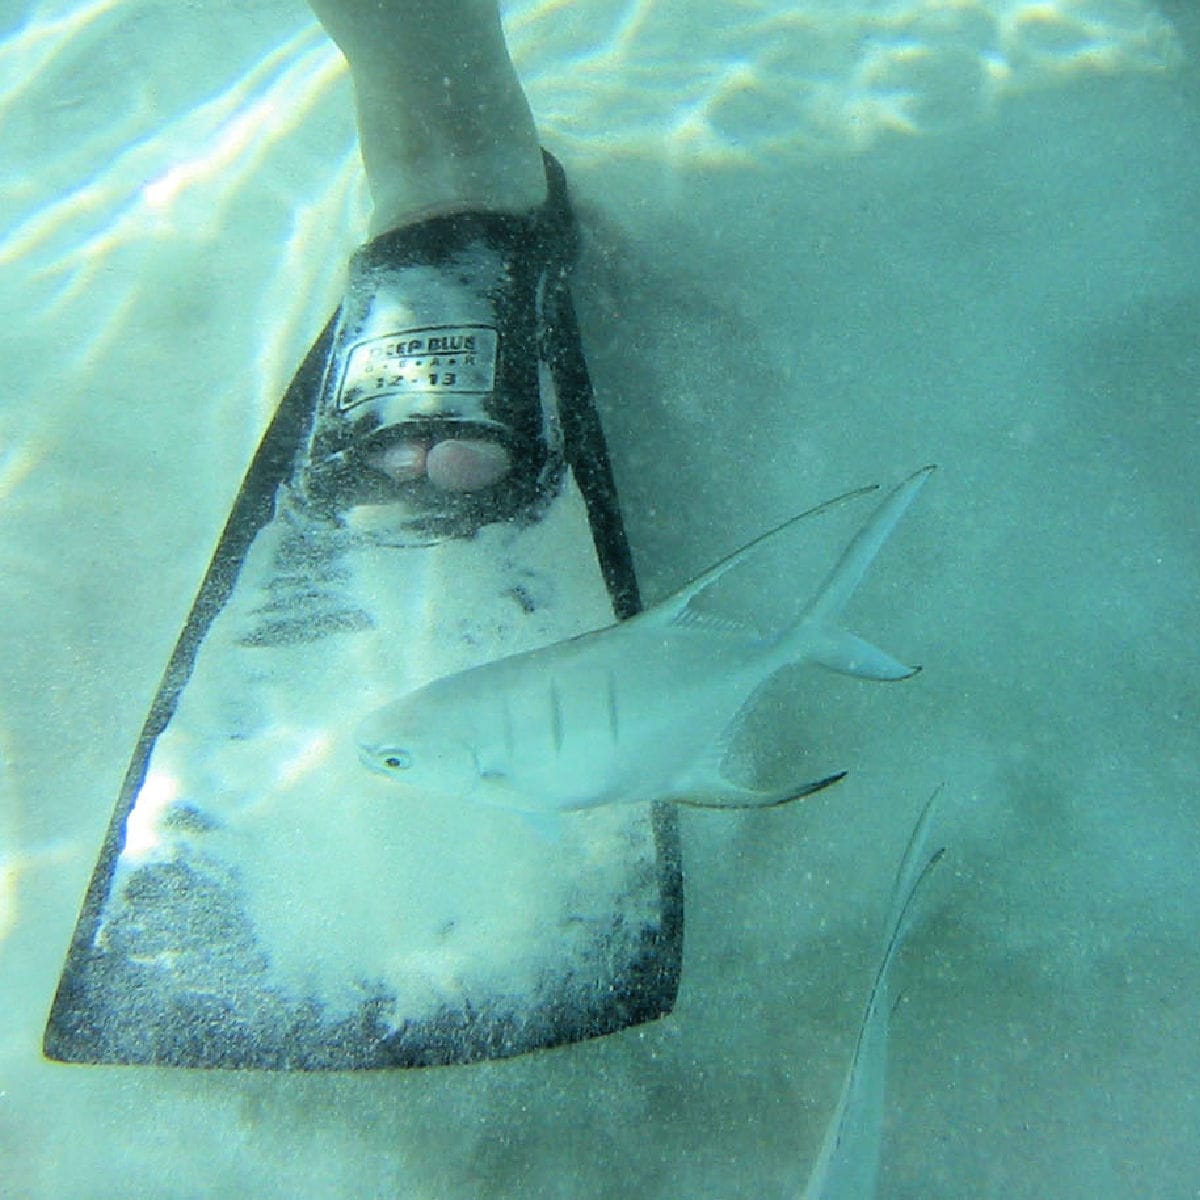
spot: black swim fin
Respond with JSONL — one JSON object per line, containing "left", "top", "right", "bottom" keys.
{"left": 43, "top": 161, "right": 682, "bottom": 1069}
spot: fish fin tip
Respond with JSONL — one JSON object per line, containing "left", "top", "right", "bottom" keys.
{"left": 875, "top": 787, "right": 950, "bottom": 972}
{"left": 673, "top": 769, "right": 846, "bottom": 811}
{"left": 645, "top": 483, "right": 883, "bottom": 627}
{"left": 801, "top": 467, "right": 933, "bottom": 632}
{"left": 810, "top": 630, "right": 919, "bottom": 682}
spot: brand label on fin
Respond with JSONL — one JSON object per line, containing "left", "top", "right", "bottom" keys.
{"left": 336, "top": 325, "right": 499, "bottom": 412}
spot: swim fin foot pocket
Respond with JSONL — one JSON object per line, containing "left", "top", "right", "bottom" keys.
{"left": 299, "top": 150, "right": 576, "bottom": 542}
{"left": 43, "top": 151, "right": 683, "bottom": 1069}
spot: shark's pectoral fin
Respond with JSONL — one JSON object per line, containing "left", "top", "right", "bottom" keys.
{"left": 672, "top": 770, "right": 847, "bottom": 811}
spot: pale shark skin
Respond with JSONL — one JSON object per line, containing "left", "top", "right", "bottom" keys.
{"left": 800, "top": 788, "right": 944, "bottom": 1200}
{"left": 358, "top": 466, "right": 934, "bottom": 815}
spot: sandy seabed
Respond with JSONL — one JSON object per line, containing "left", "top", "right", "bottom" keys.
{"left": 2, "top": 0, "right": 1198, "bottom": 1196}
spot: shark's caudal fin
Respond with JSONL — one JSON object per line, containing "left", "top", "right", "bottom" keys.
{"left": 645, "top": 467, "right": 933, "bottom": 651}
{"left": 788, "top": 465, "right": 934, "bottom": 682}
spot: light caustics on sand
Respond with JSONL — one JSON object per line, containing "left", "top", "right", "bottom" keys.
{"left": 0, "top": 9, "right": 363, "bottom": 678}
{"left": 0, "top": 0, "right": 1183, "bottom": 376}
{"left": 1, "top": 0, "right": 1183, "bottom": 260}
{"left": 0, "top": 21, "right": 359, "bottom": 366}
{"left": 0, "top": 429, "right": 58, "bottom": 601}
{"left": 0, "top": 837, "right": 78, "bottom": 949}
{"left": 0, "top": 7, "right": 367, "bottom": 520}
{"left": 0, "top": 725, "right": 77, "bottom": 950}
{"left": 0, "top": 0, "right": 122, "bottom": 126}
{"left": 508, "top": 0, "right": 1182, "bottom": 164}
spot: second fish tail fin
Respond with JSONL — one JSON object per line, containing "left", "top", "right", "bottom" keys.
{"left": 783, "top": 465, "right": 934, "bottom": 682}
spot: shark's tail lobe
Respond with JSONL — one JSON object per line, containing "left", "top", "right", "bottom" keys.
{"left": 785, "top": 465, "right": 934, "bottom": 681}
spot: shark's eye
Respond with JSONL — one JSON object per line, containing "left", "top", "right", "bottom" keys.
{"left": 383, "top": 751, "right": 412, "bottom": 771}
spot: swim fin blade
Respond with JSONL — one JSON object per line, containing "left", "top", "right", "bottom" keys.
{"left": 44, "top": 226, "right": 682, "bottom": 1068}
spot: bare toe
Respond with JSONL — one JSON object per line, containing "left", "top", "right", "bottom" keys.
{"left": 426, "top": 440, "right": 511, "bottom": 491}
{"left": 365, "top": 441, "right": 428, "bottom": 483}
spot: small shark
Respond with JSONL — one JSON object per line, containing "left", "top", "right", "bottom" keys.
{"left": 800, "top": 787, "right": 945, "bottom": 1200}
{"left": 358, "top": 466, "right": 934, "bottom": 816}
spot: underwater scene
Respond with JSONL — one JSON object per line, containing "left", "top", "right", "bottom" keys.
{"left": 2, "top": 0, "right": 1198, "bottom": 1195}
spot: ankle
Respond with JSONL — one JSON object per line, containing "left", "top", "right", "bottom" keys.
{"left": 366, "top": 149, "right": 549, "bottom": 235}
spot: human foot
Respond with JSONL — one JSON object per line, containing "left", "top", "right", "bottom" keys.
{"left": 364, "top": 438, "right": 511, "bottom": 492}
{"left": 299, "top": 151, "right": 578, "bottom": 539}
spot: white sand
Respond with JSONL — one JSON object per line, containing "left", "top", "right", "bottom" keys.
{"left": 2, "top": 0, "right": 1198, "bottom": 1196}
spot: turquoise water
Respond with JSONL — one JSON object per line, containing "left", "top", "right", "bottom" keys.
{"left": 3, "top": 0, "right": 1198, "bottom": 1195}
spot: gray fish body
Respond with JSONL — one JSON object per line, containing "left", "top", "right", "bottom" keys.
{"left": 358, "top": 466, "right": 934, "bottom": 814}
{"left": 373, "top": 612, "right": 776, "bottom": 813}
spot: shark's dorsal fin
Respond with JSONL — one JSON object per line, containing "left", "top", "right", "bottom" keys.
{"left": 640, "top": 484, "right": 880, "bottom": 630}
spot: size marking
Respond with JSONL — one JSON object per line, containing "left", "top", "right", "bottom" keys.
{"left": 336, "top": 325, "right": 498, "bottom": 412}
